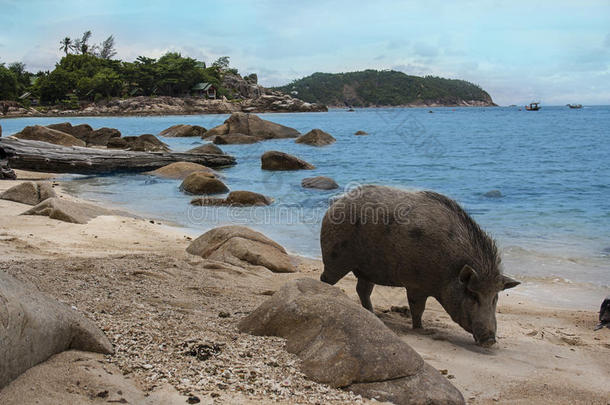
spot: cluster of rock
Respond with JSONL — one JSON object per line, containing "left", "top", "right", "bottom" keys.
{"left": 10, "top": 123, "right": 170, "bottom": 152}
{"left": 0, "top": 181, "right": 122, "bottom": 224}
{"left": 2, "top": 91, "right": 326, "bottom": 118}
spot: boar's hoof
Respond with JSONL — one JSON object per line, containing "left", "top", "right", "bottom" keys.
{"left": 477, "top": 337, "right": 496, "bottom": 348}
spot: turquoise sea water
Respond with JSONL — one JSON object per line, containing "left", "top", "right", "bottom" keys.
{"left": 2, "top": 106, "right": 609, "bottom": 287}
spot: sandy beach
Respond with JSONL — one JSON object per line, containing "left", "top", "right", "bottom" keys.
{"left": 0, "top": 174, "right": 608, "bottom": 404}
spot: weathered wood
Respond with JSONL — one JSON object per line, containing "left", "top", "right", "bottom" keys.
{"left": 0, "top": 137, "right": 236, "bottom": 174}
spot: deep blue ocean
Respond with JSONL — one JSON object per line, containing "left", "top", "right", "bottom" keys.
{"left": 2, "top": 106, "right": 609, "bottom": 287}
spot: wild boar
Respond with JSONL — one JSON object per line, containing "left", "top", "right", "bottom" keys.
{"left": 320, "top": 185, "right": 520, "bottom": 347}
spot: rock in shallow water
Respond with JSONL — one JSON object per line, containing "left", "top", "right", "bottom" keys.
{"left": 191, "top": 190, "right": 272, "bottom": 206}
{"left": 204, "top": 112, "right": 300, "bottom": 139}
{"left": 295, "top": 129, "right": 336, "bottom": 146}
{"left": 159, "top": 124, "right": 207, "bottom": 138}
{"left": 180, "top": 172, "right": 229, "bottom": 195}
{"left": 147, "top": 162, "right": 218, "bottom": 180}
{"left": 261, "top": 151, "right": 315, "bottom": 171}
{"left": 186, "top": 143, "right": 224, "bottom": 155}
{"left": 239, "top": 278, "right": 464, "bottom": 404}
{"left": 12, "top": 125, "right": 86, "bottom": 147}
{"left": 301, "top": 176, "right": 339, "bottom": 190}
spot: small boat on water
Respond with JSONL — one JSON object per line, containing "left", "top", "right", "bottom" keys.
{"left": 567, "top": 104, "right": 582, "bottom": 109}
{"left": 525, "top": 102, "right": 540, "bottom": 111}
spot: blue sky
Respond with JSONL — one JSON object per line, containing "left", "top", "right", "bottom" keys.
{"left": 1, "top": 0, "right": 609, "bottom": 105}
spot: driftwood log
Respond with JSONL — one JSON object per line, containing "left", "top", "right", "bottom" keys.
{"left": 0, "top": 137, "right": 236, "bottom": 174}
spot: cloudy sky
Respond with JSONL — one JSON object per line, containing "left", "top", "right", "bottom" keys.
{"left": 1, "top": 0, "right": 609, "bottom": 105}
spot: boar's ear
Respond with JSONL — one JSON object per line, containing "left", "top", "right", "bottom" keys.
{"left": 501, "top": 275, "right": 520, "bottom": 290}
{"left": 459, "top": 265, "right": 478, "bottom": 286}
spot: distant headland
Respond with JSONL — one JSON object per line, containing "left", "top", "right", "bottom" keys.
{"left": 273, "top": 70, "right": 496, "bottom": 107}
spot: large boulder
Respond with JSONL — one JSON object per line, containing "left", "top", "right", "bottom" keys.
{"left": 107, "top": 134, "right": 170, "bottom": 152}
{"left": 186, "top": 225, "right": 295, "bottom": 273}
{"left": 212, "top": 134, "right": 260, "bottom": 144}
{"left": 191, "top": 190, "right": 272, "bottom": 206}
{"left": 146, "top": 162, "right": 218, "bottom": 180}
{"left": 12, "top": 125, "right": 86, "bottom": 147}
{"left": 180, "top": 172, "right": 229, "bottom": 195}
{"left": 0, "top": 271, "right": 113, "bottom": 388}
{"left": 301, "top": 176, "right": 339, "bottom": 190}
{"left": 85, "top": 127, "right": 121, "bottom": 146}
{"left": 21, "top": 197, "right": 117, "bottom": 224}
{"left": 46, "top": 123, "right": 93, "bottom": 139}
{"left": 186, "top": 143, "right": 224, "bottom": 155}
{"left": 46, "top": 123, "right": 120, "bottom": 147}
{"left": 204, "top": 112, "right": 300, "bottom": 139}
{"left": 159, "top": 124, "right": 207, "bottom": 138}
{"left": 1, "top": 181, "right": 55, "bottom": 205}
{"left": 239, "top": 278, "right": 464, "bottom": 405}
{"left": 295, "top": 129, "right": 336, "bottom": 146}
{"left": 261, "top": 151, "right": 315, "bottom": 171}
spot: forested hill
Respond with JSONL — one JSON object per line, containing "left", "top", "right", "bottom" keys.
{"left": 273, "top": 70, "right": 495, "bottom": 107}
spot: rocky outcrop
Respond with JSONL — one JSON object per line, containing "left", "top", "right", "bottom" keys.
{"left": 301, "top": 176, "right": 339, "bottom": 190}
{"left": 186, "top": 225, "right": 295, "bottom": 273}
{"left": 191, "top": 190, "right": 272, "bottom": 206}
{"left": 222, "top": 73, "right": 264, "bottom": 99}
{"left": 204, "top": 112, "right": 300, "bottom": 140}
{"left": 45, "top": 123, "right": 120, "bottom": 146}
{"left": 107, "top": 134, "right": 170, "bottom": 152}
{"left": 159, "top": 124, "right": 207, "bottom": 138}
{"left": 180, "top": 172, "right": 229, "bottom": 195}
{"left": 21, "top": 197, "right": 117, "bottom": 224}
{"left": 239, "top": 278, "right": 464, "bottom": 404}
{"left": 146, "top": 162, "right": 218, "bottom": 180}
{"left": 261, "top": 151, "right": 315, "bottom": 171}
{"left": 295, "top": 129, "right": 336, "bottom": 146}
{"left": 1, "top": 181, "right": 55, "bottom": 205}
{"left": 46, "top": 123, "right": 94, "bottom": 139}
{"left": 211, "top": 134, "right": 260, "bottom": 144}
{"left": 0, "top": 271, "right": 113, "bottom": 388}
{"left": 12, "top": 125, "right": 86, "bottom": 147}
{"left": 186, "top": 143, "right": 224, "bottom": 155}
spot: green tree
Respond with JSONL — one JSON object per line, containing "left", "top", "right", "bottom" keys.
{"left": 98, "top": 35, "right": 117, "bottom": 60}
{"left": 59, "top": 37, "right": 72, "bottom": 55}
{"left": 0, "top": 64, "right": 19, "bottom": 100}
{"left": 71, "top": 30, "right": 93, "bottom": 55}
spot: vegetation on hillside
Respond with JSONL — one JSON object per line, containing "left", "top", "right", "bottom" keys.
{"left": 0, "top": 31, "right": 238, "bottom": 106}
{"left": 273, "top": 70, "right": 494, "bottom": 106}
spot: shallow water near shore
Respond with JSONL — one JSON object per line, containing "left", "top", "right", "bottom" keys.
{"left": 2, "top": 106, "right": 609, "bottom": 289}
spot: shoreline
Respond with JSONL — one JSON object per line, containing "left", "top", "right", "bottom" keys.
{"left": 1, "top": 174, "right": 609, "bottom": 404}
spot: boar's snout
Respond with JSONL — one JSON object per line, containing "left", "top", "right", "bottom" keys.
{"left": 475, "top": 334, "right": 496, "bottom": 347}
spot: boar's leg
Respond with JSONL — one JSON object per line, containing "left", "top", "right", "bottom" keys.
{"left": 356, "top": 278, "right": 375, "bottom": 312}
{"left": 406, "top": 289, "right": 427, "bottom": 329}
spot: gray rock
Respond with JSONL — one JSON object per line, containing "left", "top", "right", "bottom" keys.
{"left": 21, "top": 197, "right": 117, "bottom": 224}
{"left": 302, "top": 176, "right": 339, "bottom": 190}
{"left": 295, "top": 129, "right": 336, "bottom": 146}
{"left": 0, "top": 271, "right": 113, "bottom": 388}
{"left": 107, "top": 134, "right": 170, "bottom": 152}
{"left": 1, "top": 181, "right": 56, "bottom": 205}
{"left": 239, "top": 278, "right": 464, "bottom": 404}
{"left": 483, "top": 190, "right": 503, "bottom": 198}
{"left": 204, "top": 112, "right": 300, "bottom": 139}
{"left": 187, "top": 225, "right": 295, "bottom": 273}
{"left": 186, "top": 144, "right": 224, "bottom": 155}
{"left": 159, "top": 124, "right": 207, "bottom": 138}
{"left": 180, "top": 172, "right": 229, "bottom": 195}
{"left": 261, "top": 151, "right": 315, "bottom": 171}
{"left": 212, "top": 134, "right": 260, "bottom": 144}
{"left": 85, "top": 127, "right": 121, "bottom": 146}
{"left": 46, "top": 123, "right": 94, "bottom": 140}
{"left": 191, "top": 190, "right": 272, "bottom": 207}
{"left": 12, "top": 125, "right": 86, "bottom": 147}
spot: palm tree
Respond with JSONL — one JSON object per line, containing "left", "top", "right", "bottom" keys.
{"left": 59, "top": 37, "right": 72, "bottom": 55}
